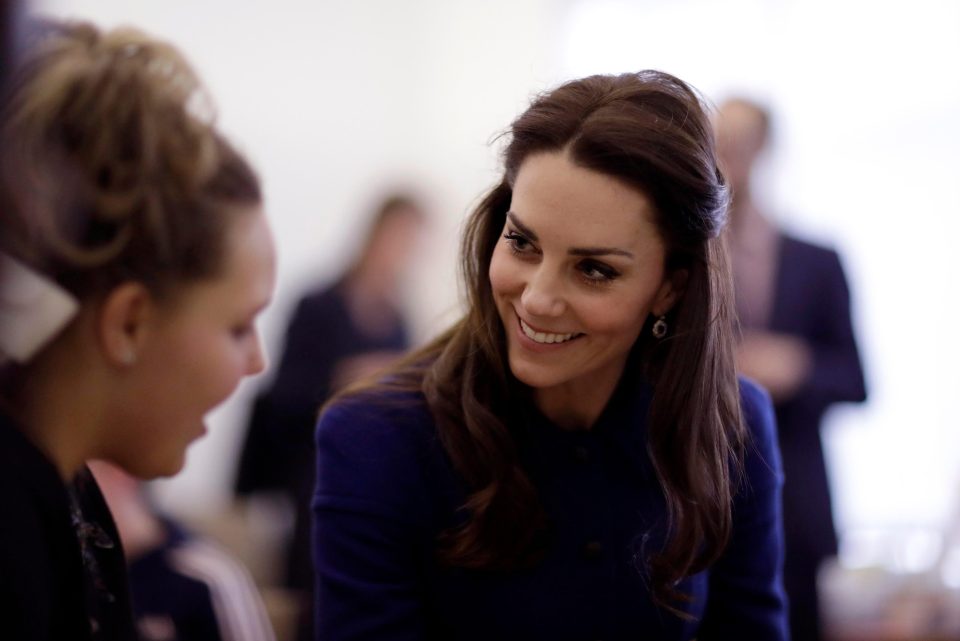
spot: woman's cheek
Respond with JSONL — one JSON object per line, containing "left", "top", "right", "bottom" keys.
{"left": 488, "top": 244, "right": 519, "bottom": 297}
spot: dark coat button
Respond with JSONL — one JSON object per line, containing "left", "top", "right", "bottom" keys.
{"left": 583, "top": 540, "right": 604, "bottom": 560}
{"left": 574, "top": 446, "right": 589, "bottom": 463}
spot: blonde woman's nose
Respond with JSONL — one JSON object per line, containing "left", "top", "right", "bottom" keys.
{"left": 247, "top": 332, "right": 268, "bottom": 376}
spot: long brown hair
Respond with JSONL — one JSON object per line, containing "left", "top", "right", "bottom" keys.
{"left": 336, "top": 70, "right": 745, "bottom": 612}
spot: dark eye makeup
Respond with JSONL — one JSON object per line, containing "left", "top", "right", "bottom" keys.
{"left": 502, "top": 226, "right": 622, "bottom": 285}
{"left": 503, "top": 230, "right": 535, "bottom": 255}
{"left": 578, "top": 260, "right": 620, "bottom": 284}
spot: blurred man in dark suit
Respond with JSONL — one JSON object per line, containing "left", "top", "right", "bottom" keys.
{"left": 716, "top": 98, "right": 868, "bottom": 641}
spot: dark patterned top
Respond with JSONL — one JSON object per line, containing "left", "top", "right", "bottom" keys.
{"left": 0, "top": 409, "right": 138, "bottom": 640}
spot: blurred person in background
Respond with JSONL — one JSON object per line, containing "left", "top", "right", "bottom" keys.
{"left": 90, "top": 461, "right": 276, "bottom": 641}
{"left": 0, "top": 19, "right": 276, "bottom": 640}
{"left": 235, "top": 193, "right": 425, "bottom": 640}
{"left": 715, "top": 97, "right": 867, "bottom": 641}
{"left": 312, "top": 71, "right": 788, "bottom": 640}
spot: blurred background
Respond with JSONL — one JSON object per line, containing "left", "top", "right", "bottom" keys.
{"left": 25, "top": 0, "right": 960, "bottom": 638}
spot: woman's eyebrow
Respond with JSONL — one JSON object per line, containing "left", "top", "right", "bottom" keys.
{"left": 507, "top": 211, "right": 633, "bottom": 258}
{"left": 569, "top": 246, "right": 634, "bottom": 258}
{"left": 506, "top": 212, "right": 538, "bottom": 241}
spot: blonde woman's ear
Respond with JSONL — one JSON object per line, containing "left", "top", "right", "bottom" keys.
{"left": 97, "top": 282, "right": 152, "bottom": 368}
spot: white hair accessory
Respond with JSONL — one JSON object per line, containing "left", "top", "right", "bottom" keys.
{"left": 0, "top": 253, "right": 80, "bottom": 363}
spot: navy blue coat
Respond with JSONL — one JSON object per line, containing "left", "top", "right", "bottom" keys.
{"left": 236, "top": 282, "right": 409, "bottom": 596}
{"left": 312, "top": 374, "right": 788, "bottom": 640}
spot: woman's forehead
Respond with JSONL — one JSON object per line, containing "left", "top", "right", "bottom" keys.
{"left": 509, "top": 152, "right": 661, "bottom": 249}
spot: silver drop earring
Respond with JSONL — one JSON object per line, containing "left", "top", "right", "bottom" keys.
{"left": 652, "top": 315, "right": 668, "bottom": 339}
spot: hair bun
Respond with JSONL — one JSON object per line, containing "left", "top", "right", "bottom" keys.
{"left": 1, "top": 19, "right": 260, "bottom": 300}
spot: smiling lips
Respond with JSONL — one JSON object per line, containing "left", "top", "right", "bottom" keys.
{"left": 519, "top": 317, "right": 583, "bottom": 345}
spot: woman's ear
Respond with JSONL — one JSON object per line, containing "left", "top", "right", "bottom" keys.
{"left": 97, "top": 282, "right": 154, "bottom": 367}
{"left": 653, "top": 268, "right": 689, "bottom": 317}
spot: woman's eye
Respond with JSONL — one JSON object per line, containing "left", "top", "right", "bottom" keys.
{"left": 579, "top": 260, "right": 619, "bottom": 283}
{"left": 503, "top": 231, "right": 534, "bottom": 254}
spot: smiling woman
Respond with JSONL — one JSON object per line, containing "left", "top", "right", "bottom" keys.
{"left": 0, "top": 19, "right": 275, "bottom": 640}
{"left": 313, "top": 70, "right": 788, "bottom": 640}
{"left": 489, "top": 150, "right": 681, "bottom": 427}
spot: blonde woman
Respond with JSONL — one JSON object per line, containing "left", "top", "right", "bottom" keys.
{"left": 0, "top": 21, "right": 276, "bottom": 640}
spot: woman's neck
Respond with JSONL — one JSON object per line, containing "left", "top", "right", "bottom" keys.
{"left": 15, "top": 344, "right": 106, "bottom": 481}
{"left": 532, "top": 363, "right": 625, "bottom": 431}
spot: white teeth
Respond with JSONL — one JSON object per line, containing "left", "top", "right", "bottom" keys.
{"left": 520, "top": 319, "right": 578, "bottom": 344}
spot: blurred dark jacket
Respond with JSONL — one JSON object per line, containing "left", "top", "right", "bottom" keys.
{"left": 762, "top": 233, "right": 866, "bottom": 641}
{"left": 770, "top": 234, "right": 866, "bottom": 561}
{"left": 235, "top": 280, "right": 409, "bottom": 593}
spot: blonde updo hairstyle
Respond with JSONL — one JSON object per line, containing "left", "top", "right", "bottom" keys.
{"left": 0, "top": 20, "right": 261, "bottom": 305}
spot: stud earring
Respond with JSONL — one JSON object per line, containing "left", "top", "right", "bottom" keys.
{"left": 120, "top": 349, "right": 136, "bottom": 366}
{"left": 652, "top": 315, "right": 668, "bottom": 339}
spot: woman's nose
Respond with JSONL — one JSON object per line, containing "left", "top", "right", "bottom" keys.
{"left": 520, "top": 266, "right": 565, "bottom": 318}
